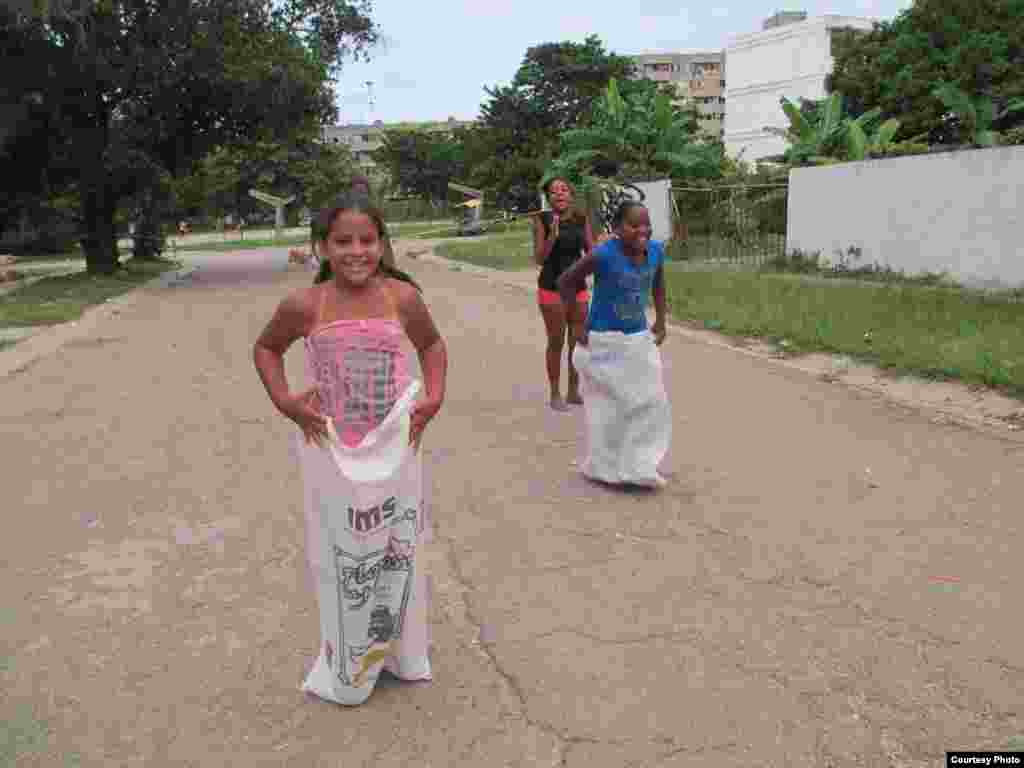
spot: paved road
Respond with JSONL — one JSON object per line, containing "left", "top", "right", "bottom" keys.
{"left": 2, "top": 245, "right": 1023, "bottom": 767}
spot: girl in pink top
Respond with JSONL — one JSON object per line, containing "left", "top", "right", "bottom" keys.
{"left": 254, "top": 193, "right": 447, "bottom": 450}
{"left": 253, "top": 193, "right": 448, "bottom": 703}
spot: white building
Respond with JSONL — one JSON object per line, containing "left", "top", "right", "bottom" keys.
{"left": 724, "top": 12, "right": 876, "bottom": 163}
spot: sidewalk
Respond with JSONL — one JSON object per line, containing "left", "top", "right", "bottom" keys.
{"left": 2, "top": 246, "right": 1022, "bottom": 767}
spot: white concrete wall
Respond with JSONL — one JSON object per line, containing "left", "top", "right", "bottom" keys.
{"left": 632, "top": 180, "right": 674, "bottom": 242}
{"left": 786, "top": 146, "right": 1024, "bottom": 289}
{"left": 573, "top": 179, "right": 674, "bottom": 241}
{"left": 724, "top": 15, "right": 875, "bottom": 162}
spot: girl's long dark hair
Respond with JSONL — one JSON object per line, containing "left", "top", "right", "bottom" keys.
{"left": 312, "top": 193, "right": 421, "bottom": 291}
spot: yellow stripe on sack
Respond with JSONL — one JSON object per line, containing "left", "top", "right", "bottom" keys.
{"left": 352, "top": 644, "right": 393, "bottom": 686}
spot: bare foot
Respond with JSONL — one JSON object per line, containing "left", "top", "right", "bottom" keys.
{"left": 567, "top": 391, "right": 583, "bottom": 405}
{"left": 550, "top": 397, "right": 569, "bottom": 412}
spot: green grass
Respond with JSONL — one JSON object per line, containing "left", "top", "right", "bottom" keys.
{"left": 664, "top": 266, "right": 1024, "bottom": 394}
{"left": 0, "top": 258, "right": 179, "bottom": 329}
{"left": 436, "top": 231, "right": 1024, "bottom": 393}
{"left": 3, "top": 252, "right": 78, "bottom": 264}
{"left": 163, "top": 219, "right": 528, "bottom": 250}
{"left": 1, "top": 705, "right": 49, "bottom": 764}
{"left": 171, "top": 236, "right": 309, "bottom": 253}
{"left": 433, "top": 229, "right": 535, "bottom": 270}
{"left": 400, "top": 217, "right": 532, "bottom": 241}
{"left": 667, "top": 233, "right": 786, "bottom": 265}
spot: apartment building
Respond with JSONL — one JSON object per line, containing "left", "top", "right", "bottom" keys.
{"left": 321, "top": 122, "right": 385, "bottom": 172}
{"left": 724, "top": 11, "right": 875, "bottom": 162}
{"left": 320, "top": 116, "right": 473, "bottom": 174}
{"left": 630, "top": 52, "right": 726, "bottom": 141}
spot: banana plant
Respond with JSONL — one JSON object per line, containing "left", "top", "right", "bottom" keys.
{"left": 764, "top": 93, "right": 851, "bottom": 165}
{"left": 547, "top": 77, "right": 721, "bottom": 215}
{"left": 846, "top": 115, "right": 901, "bottom": 160}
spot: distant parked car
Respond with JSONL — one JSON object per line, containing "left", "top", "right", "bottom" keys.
{"left": 458, "top": 219, "right": 488, "bottom": 236}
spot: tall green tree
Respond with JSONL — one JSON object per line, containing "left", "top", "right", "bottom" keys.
{"left": 178, "top": 136, "right": 355, "bottom": 223}
{"left": 930, "top": 82, "right": 1024, "bottom": 147}
{"left": 372, "top": 130, "right": 465, "bottom": 202}
{"left": 507, "top": 35, "right": 637, "bottom": 134}
{"left": 0, "top": 0, "right": 377, "bottom": 272}
{"left": 468, "top": 37, "right": 672, "bottom": 209}
{"left": 828, "top": 0, "right": 1024, "bottom": 145}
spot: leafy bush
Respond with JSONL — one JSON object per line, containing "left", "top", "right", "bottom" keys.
{"left": 1001, "top": 126, "right": 1024, "bottom": 146}
{"left": 876, "top": 141, "right": 932, "bottom": 158}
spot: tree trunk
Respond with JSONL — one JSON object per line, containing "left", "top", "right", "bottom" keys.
{"left": 80, "top": 177, "right": 120, "bottom": 275}
{"left": 79, "top": 77, "right": 119, "bottom": 274}
{"left": 132, "top": 186, "right": 166, "bottom": 261}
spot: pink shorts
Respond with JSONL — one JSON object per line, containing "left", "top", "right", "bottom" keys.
{"left": 538, "top": 287, "right": 589, "bottom": 306}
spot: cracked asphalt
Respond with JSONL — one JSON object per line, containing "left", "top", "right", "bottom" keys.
{"left": 2, "top": 245, "right": 1023, "bottom": 767}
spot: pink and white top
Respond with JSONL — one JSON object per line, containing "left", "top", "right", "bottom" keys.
{"left": 304, "top": 284, "right": 411, "bottom": 448}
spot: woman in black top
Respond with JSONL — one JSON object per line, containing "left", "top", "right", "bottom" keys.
{"left": 533, "top": 177, "right": 595, "bottom": 411}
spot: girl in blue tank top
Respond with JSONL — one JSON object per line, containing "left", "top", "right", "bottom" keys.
{"left": 556, "top": 201, "right": 667, "bottom": 347}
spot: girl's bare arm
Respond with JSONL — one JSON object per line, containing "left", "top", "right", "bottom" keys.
{"left": 582, "top": 214, "right": 595, "bottom": 257}
{"left": 532, "top": 217, "right": 556, "bottom": 266}
{"left": 557, "top": 252, "right": 596, "bottom": 306}
{"left": 253, "top": 291, "right": 311, "bottom": 413}
{"left": 397, "top": 284, "right": 448, "bottom": 407}
{"left": 652, "top": 264, "right": 667, "bottom": 327}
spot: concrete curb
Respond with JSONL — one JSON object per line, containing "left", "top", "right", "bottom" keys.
{"left": 0, "top": 264, "right": 197, "bottom": 379}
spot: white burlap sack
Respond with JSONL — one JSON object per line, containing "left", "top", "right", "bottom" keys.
{"left": 572, "top": 331, "right": 671, "bottom": 487}
{"left": 297, "top": 381, "right": 431, "bottom": 706}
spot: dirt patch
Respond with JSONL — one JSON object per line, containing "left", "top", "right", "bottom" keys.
{"left": 668, "top": 322, "right": 1024, "bottom": 437}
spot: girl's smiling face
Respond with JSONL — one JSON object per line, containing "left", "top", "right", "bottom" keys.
{"left": 616, "top": 205, "right": 652, "bottom": 253}
{"left": 321, "top": 210, "right": 382, "bottom": 287}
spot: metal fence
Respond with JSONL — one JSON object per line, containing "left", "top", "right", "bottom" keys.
{"left": 669, "top": 183, "right": 788, "bottom": 266}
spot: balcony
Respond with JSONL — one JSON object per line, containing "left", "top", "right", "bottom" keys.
{"left": 689, "top": 78, "right": 724, "bottom": 97}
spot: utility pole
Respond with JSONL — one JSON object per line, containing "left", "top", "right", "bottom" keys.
{"left": 366, "top": 80, "right": 375, "bottom": 124}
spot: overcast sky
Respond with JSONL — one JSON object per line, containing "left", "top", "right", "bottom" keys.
{"left": 332, "top": 0, "right": 914, "bottom": 125}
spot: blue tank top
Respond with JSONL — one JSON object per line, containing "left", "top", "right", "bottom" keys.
{"left": 587, "top": 238, "right": 665, "bottom": 335}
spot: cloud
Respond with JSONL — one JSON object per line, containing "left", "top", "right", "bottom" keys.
{"left": 709, "top": 6, "right": 729, "bottom": 19}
